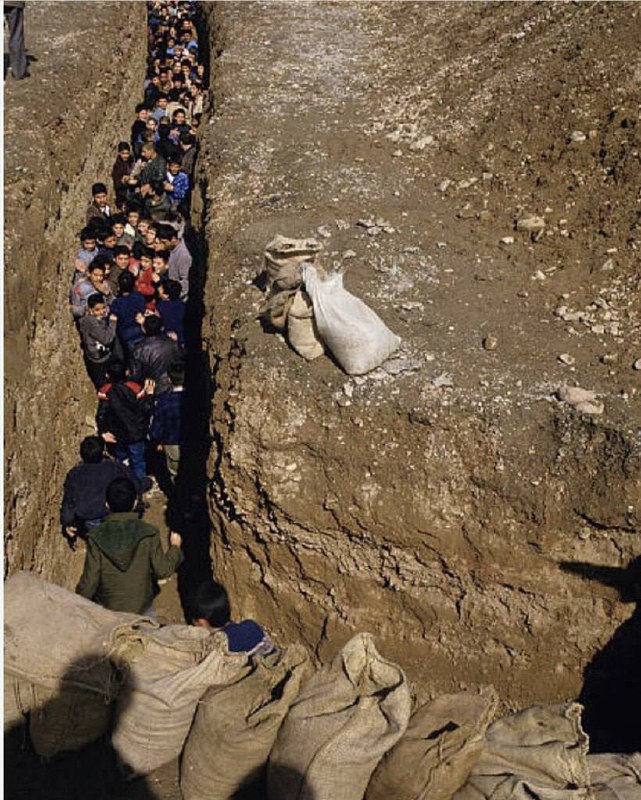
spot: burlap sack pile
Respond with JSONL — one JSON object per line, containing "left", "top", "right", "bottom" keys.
{"left": 267, "top": 632, "right": 411, "bottom": 800}
{"left": 366, "top": 688, "right": 499, "bottom": 800}
{"left": 111, "top": 625, "right": 248, "bottom": 775}
{"left": 181, "top": 644, "right": 313, "bottom": 800}
{"left": 4, "top": 571, "right": 146, "bottom": 758}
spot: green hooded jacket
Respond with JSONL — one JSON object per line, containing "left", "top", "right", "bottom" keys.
{"left": 76, "top": 512, "right": 183, "bottom": 614}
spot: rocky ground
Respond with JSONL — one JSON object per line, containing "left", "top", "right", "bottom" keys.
{"left": 4, "top": 2, "right": 641, "bottom": 798}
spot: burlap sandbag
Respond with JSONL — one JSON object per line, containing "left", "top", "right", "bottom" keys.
{"left": 4, "top": 571, "right": 145, "bottom": 757}
{"left": 181, "top": 644, "right": 314, "bottom": 800}
{"left": 267, "top": 632, "right": 412, "bottom": 800}
{"left": 111, "top": 625, "right": 248, "bottom": 775}
{"left": 588, "top": 753, "right": 641, "bottom": 800}
{"left": 453, "top": 703, "right": 591, "bottom": 800}
{"left": 259, "top": 289, "right": 297, "bottom": 330}
{"left": 264, "top": 235, "right": 321, "bottom": 289}
{"left": 366, "top": 688, "right": 499, "bottom": 800}
{"left": 287, "top": 289, "right": 325, "bottom": 360}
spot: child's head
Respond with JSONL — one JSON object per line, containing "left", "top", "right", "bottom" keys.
{"left": 152, "top": 250, "right": 169, "bottom": 274}
{"left": 79, "top": 435, "right": 105, "bottom": 464}
{"left": 87, "top": 292, "right": 107, "bottom": 318}
{"left": 80, "top": 227, "right": 97, "bottom": 251}
{"left": 190, "top": 581, "right": 231, "bottom": 630}
{"left": 140, "top": 246, "right": 155, "bottom": 270}
{"left": 111, "top": 214, "right": 127, "bottom": 239}
{"left": 117, "top": 141, "right": 131, "bottom": 160}
{"left": 143, "top": 314, "right": 164, "bottom": 337}
{"left": 113, "top": 246, "right": 131, "bottom": 272}
{"left": 102, "top": 232, "right": 117, "bottom": 250}
{"left": 149, "top": 180, "right": 165, "bottom": 198}
{"left": 135, "top": 102, "right": 149, "bottom": 121}
{"left": 161, "top": 278, "right": 182, "bottom": 301}
{"left": 106, "top": 478, "right": 137, "bottom": 513}
{"left": 118, "top": 269, "right": 136, "bottom": 296}
{"left": 91, "top": 182, "right": 108, "bottom": 206}
{"left": 167, "top": 157, "right": 182, "bottom": 176}
{"left": 87, "top": 264, "right": 106, "bottom": 288}
{"left": 168, "top": 359, "right": 185, "bottom": 387}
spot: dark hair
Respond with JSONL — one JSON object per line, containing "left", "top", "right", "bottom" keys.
{"left": 132, "top": 241, "right": 144, "bottom": 260}
{"left": 143, "top": 315, "right": 164, "bottom": 336}
{"left": 135, "top": 102, "right": 149, "bottom": 114}
{"left": 164, "top": 279, "right": 182, "bottom": 301}
{"left": 172, "top": 107, "right": 187, "bottom": 119}
{"left": 168, "top": 155, "right": 182, "bottom": 167}
{"left": 156, "top": 224, "right": 176, "bottom": 242}
{"left": 153, "top": 249, "right": 170, "bottom": 264}
{"left": 106, "top": 477, "right": 137, "bottom": 513}
{"left": 113, "top": 245, "right": 130, "bottom": 258}
{"left": 179, "top": 131, "right": 195, "bottom": 146}
{"left": 91, "top": 182, "right": 108, "bottom": 196}
{"left": 118, "top": 271, "right": 135, "bottom": 293}
{"left": 168, "top": 359, "right": 186, "bottom": 386}
{"left": 191, "top": 581, "right": 231, "bottom": 628}
{"left": 117, "top": 141, "right": 131, "bottom": 152}
{"left": 90, "top": 254, "right": 110, "bottom": 270}
{"left": 111, "top": 213, "right": 127, "bottom": 227}
{"left": 80, "top": 435, "right": 105, "bottom": 464}
{"left": 141, "top": 246, "right": 156, "bottom": 260}
{"left": 150, "top": 179, "right": 165, "bottom": 196}
{"left": 127, "top": 199, "right": 143, "bottom": 214}
{"left": 107, "top": 360, "right": 127, "bottom": 382}
{"left": 88, "top": 218, "right": 110, "bottom": 238}
{"left": 80, "top": 227, "right": 96, "bottom": 242}
{"left": 87, "top": 293, "right": 105, "bottom": 308}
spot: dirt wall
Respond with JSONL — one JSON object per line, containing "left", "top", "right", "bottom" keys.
{"left": 4, "top": 1, "right": 147, "bottom": 585}
{"left": 199, "top": 1, "right": 640, "bottom": 714}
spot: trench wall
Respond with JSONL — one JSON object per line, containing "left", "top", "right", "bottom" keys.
{"left": 4, "top": 1, "right": 147, "bottom": 585}
{"left": 198, "top": 1, "right": 640, "bottom": 715}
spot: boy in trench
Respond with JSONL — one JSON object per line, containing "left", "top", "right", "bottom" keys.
{"left": 76, "top": 477, "right": 183, "bottom": 615}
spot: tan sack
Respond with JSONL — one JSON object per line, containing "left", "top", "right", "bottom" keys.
{"left": 588, "top": 753, "right": 641, "bottom": 800}
{"left": 259, "top": 289, "right": 297, "bottom": 331}
{"left": 287, "top": 289, "right": 325, "bottom": 360}
{"left": 111, "top": 625, "right": 248, "bottom": 775}
{"left": 4, "top": 571, "right": 144, "bottom": 757}
{"left": 367, "top": 688, "right": 499, "bottom": 800}
{"left": 181, "top": 644, "right": 313, "bottom": 800}
{"left": 453, "top": 703, "right": 591, "bottom": 800}
{"left": 264, "top": 235, "right": 321, "bottom": 288}
{"left": 267, "top": 632, "right": 411, "bottom": 800}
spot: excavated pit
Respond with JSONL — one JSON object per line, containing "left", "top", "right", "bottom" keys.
{"left": 4, "top": 2, "right": 641, "bottom": 793}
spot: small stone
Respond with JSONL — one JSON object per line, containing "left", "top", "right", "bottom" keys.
{"left": 343, "top": 383, "right": 354, "bottom": 398}
{"left": 591, "top": 324, "right": 606, "bottom": 335}
{"left": 532, "top": 270, "right": 546, "bottom": 281}
{"left": 601, "top": 354, "right": 618, "bottom": 364}
{"left": 633, "top": 359, "right": 641, "bottom": 371}
{"left": 601, "top": 258, "right": 615, "bottom": 271}
{"left": 558, "top": 353, "right": 575, "bottom": 365}
{"left": 316, "top": 225, "right": 332, "bottom": 238}
{"left": 342, "top": 249, "right": 356, "bottom": 259}
{"left": 438, "top": 179, "right": 452, "bottom": 192}
{"left": 432, "top": 372, "right": 453, "bottom": 388}
{"left": 575, "top": 400, "right": 604, "bottom": 415}
{"left": 483, "top": 335, "right": 498, "bottom": 351}
{"left": 570, "top": 130, "right": 587, "bottom": 142}
{"left": 557, "top": 385, "right": 597, "bottom": 405}
{"left": 516, "top": 214, "right": 546, "bottom": 235}
{"left": 409, "top": 135, "right": 433, "bottom": 151}
{"left": 500, "top": 236, "right": 514, "bottom": 245}
{"left": 392, "top": 149, "right": 403, "bottom": 157}
{"left": 335, "top": 219, "right": 350, "bottom": 231}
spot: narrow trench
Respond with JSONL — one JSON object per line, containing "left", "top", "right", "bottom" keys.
{"left": 5, "top": 5, "right": 217, "bottom": 799}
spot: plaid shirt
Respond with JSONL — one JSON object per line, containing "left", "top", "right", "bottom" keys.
{"left": 149, "top": 387, "right": 184, "bottom": 445}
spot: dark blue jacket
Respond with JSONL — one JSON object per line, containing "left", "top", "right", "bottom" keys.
{"left": 111, "top": 291, "right": 147, "bottom": 348}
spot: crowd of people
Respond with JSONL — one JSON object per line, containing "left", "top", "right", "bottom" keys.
{"left": 59, "top": 2, "right": 272, "bottom": 655}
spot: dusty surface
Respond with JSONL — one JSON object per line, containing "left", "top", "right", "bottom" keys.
{"left": 200, "top": 0, "right": 641, "bottom": 742}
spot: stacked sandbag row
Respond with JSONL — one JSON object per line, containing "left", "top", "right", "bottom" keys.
{"left": 6, "top": 571, "right": 639, "bottom": 798}
{"left": 258, "top": 235, "right": 401, "bottom": 373}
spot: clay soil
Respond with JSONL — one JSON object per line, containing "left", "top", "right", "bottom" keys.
{"left": 4, "top": 2, "right": 641, "bottom": 798}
